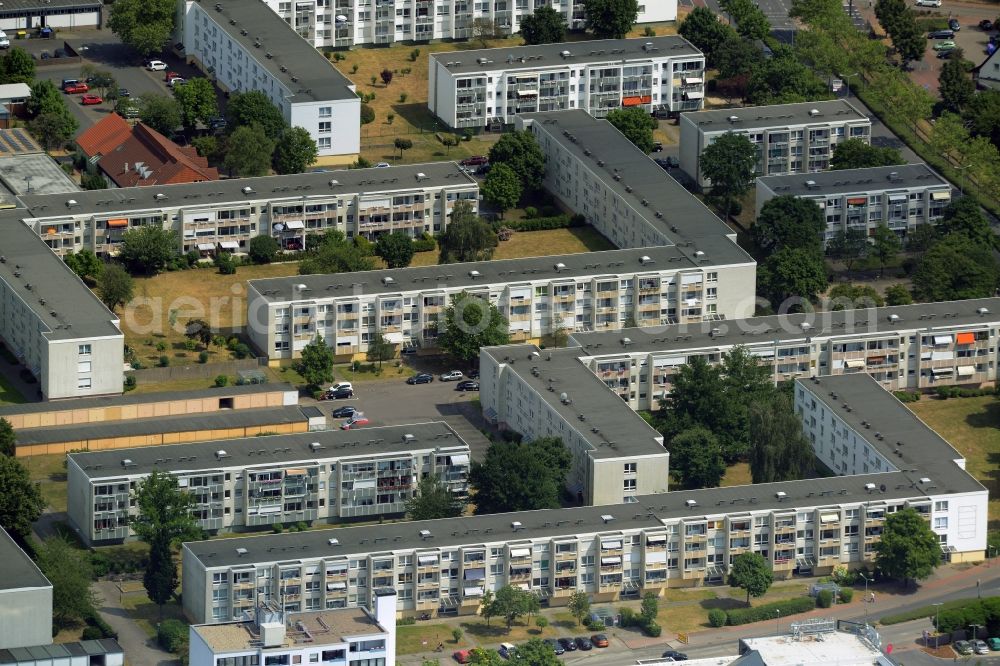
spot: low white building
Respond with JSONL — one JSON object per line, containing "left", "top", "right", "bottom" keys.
{"left": 0, "top": 0, "right": 100, "bottom": 31}
{"left": 0, "top": 528, "right": 52, "bottom": 649}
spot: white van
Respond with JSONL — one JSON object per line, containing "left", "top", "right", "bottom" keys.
{"left": 0, "top": 32, "right": 10, "bottom": 49}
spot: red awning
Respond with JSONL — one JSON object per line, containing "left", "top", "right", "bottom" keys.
{"left": 956, "top": 332, "right": 975, "bottom": 345}
{"left": 622, "top": 96, "right": 643, "bottom": 107}
{"left": 106, "top": 218, "right": 128, "bottom": 228}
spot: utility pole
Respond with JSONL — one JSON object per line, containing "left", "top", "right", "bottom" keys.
{"left": 932, "top": 602, "right": 942, "bottom": 649}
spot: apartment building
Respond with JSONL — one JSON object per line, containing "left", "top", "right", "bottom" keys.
{"left": 0, "top": 212, "right": 124, "bottom": 400}
{"left": 679, "top": 101, "right": 872, "bottom": 189}
{"left": 66, "top": 422, "right": 473, "bottom": 546}
{"left": 756, "top": 164, "right": 953, "bottom": 246}
{"left": 16, "top": 163, "right": 477, "bottom": 257}
{"left": 0, "top": 529, "right": 52, "bottom": 649}
{"left": 181, "top": 0, "right": 360, "bottom": 165}
{"left": 428, "top": 37, "right": 704, "bottom": 130}
{"left": 261, "top": 0, "right": 673, "bottom": 49}
{"left": 189, "top": 591, "right": 396, "bottom": 666}
{"left": 246, "top": 244, "right": 755, "bottom": 361}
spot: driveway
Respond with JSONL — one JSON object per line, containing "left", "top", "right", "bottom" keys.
{"left": 93, "top": 580, "right": 179, "bottom": 666}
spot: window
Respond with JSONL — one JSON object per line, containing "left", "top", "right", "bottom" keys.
{"left": 624, "top": 463, "right": 637, "bottom": 474}
{"left": 934, "top": 517, "right": 948, "bottom": 530}
{"left": 78, "top": 344, "right": 92, "bottom": 355}
{"left": 318, "top": 137, "right": 332, "bottom": 150}
{"left": 319, "top": 122, "right": 332, "bottom": 133}
{"left": 623, "top": 479, "right": 636, "bottom": 491}
{"left": 934, "top": 501, "right": 948, "bottom": 512}
{"left": 319, "top": 107, "right": 332, "bottom": 118}
{"left": 78, "top": 377, "right": 92, "bottom": 390}
{"left": 78, "top": 360, "right": 91, "bottom": 373}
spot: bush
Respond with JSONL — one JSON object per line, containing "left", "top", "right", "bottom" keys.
{"left": 296, "top": 521, "right": 308, "bottom": 531}
{"left": 123, "top": 375, "right": 137, "bottom": 392}
{"left": 535, "top": 616, "right": 548, "bottom": 629}
{"left": 233, "top": 343, "right": 252, "bottom": 359}
{"left": 183, "top": 338, "right": 197, "bottom": 352}
{"left": 199, "top": 351, "right": 209, "bottom": 364}
{"left": 725, "top": 597, "right": 816, "bottom": 626}
{"left": 86, "top": 612, "right": 118, "bottom": 640}
{"left": 413, "top": 233, "right": 436, "bottom": 252}
{"left": 523, "top": 206, "right": 538, "bottom": 219}
{"left": 214, "top": 375, "right": 228, "bottom": 387}
{"left": 272, "top": 523, "right": 284, "bottom": 533}
{"left": 157, "top": 619, "right": 188, "bottom": 652}
{"left": 643, "top": 621, "right": 662, "bottom": 637}
{"left": 817, "top": 589, "right": 833, "bottom": 608}
{"left": 155, "top": 341, "right": 168, "bottom": 352}
{"left": 618, "top": 607, "right": 639, "bottom": 627}
{"left": 893, "top": 390, "right": 921, "bottom": 403}
{"left": 839, "top": 588, "right": 854, "bottom": 603}
{"left": 81, "top": 626, "right": 105, "bottom": 640}
{"left": 398, "top": 616, "right": 416, "bottom": 626}
{"left": 708, "top": 608, "right": 727, "bottom": 627}
{"left": 503, "top": 214, "right": 585, "bottom": 232}
{"left": 158, "top": 355, "right": 170, "bottom": 367}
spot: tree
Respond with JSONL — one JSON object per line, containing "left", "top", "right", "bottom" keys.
{"left": 728, "top": 552, "right": 773, "bottom": 605}
{"left": 374, "top": 231, "right": 415, "bottom": 268}
{"left": 82, "top": 171, "right": 107, "bottom": 190}
{"left": 438, "top": 291, "right": 510, "bottom": 363}
{"left": 757, "top": 247, "right": 828, "bottom": 308}
{"left": 393, "top": 137, "right": 413, "bottom": 159}
{"left": 567, "top": 592, "right": 590, "bottom": 625}
{"left": 488, "top": 130, "right": 546, "bottom": 191}
{"left": 360, "top": 103, "right": 375, "bottom": 125}
{"left": 964, "top": 90, "right": 1000, "bottom": 148}
{"left": 97, "top": 264, "right": 135, "bottom": 312}
{"left": 875, "top": 507, "right": 941, "bottom": 587}
{"left": 509, "top": 639, "right": 560, "bottom": 666}
{"left": 721, "top": 0, "right": 771, "bottom": 41}
{"left": 0, "top": 47, "right": 33, "bottom": 84}
{"left": 299, "top": 229, "right": 376, "bottom": 274}
{"left": 748, "top": 394, "right": 815, "bottom": 483}
{"left": 29, "top": 111, "right": 77, "bottom": 151}
{"left": 583, "top": 0, "right": 639, "bottom": 38}
{"left": 64, "top": 250, "right": 103, "bottom": 283}
{"left": 640, "top": 592, "right": 659, "bottom": 625}
{"left": 940, "top": 197, "right": 996, "bottom": 247}
{"left": 826, "top": 228, "right": 869, "bottom": 271}
{"left": 482, "top": 164, "right": 522, "bottom": 219}
{"left": 405, "top": 475, "right": 464, "bottom": 520}
{"left": 483, "top": 585, "right": 536, "bottom": 631}
{"left": 826, "top": 283, "right": 884, "bottom": 309}
{"left": 108, "top": 0, "right": 175, "bottom": 56}
{"left": 606, "top": 107, "right": 658, "bottom": 153}
{"left": 380, "top": 68, "right": 393, "bottom": 86}
{"left": 0, "top": 456, "right": 44, "bottom": 539}
{"left": 26, "top": 79, "right": 64, "bottom": 117}
{"left": 225, "top": 91, "right": 287, "bottom": 139}
{"left": 248, "top": 236, "right": 280, "bottom": 264}
{"left": 912, "top": 235, "right": 1000, "bottom": 302}
{"left": 884, "top": 284, "right": 913, "bottom": 306}
{"left": 892, "top": 13, "right": 927, "bottom": 66}
{"left": 185, "top": 318, "right": 214, "bottom": 345}
{"left": 438, "top": 201, "right": 498, "bottom": 263}
{"left": 830, "top": 138, "right": 904, "bottom": 170}
{"left": 745, "top": 49, "right": 831, "bottom": 105}
{"left": 938, "top": 57, "right": 975, "bottom": 113}
{"left": 520, "top": 6, "right": 566, "bottom": 44}
{"left": 139, "top": 94, "right": 182, "bottom": 136}
{"left": 906, "top": 223, "right": 939, "bottom": 253}
{"left": 366, "top": 328, "right": 395, "bottom": 369}
{"left": 296, "top": 335, "right": 335, "bottom": 388}
{"left": 669, "top": 427, "right": 726, "bottom": 489}
{"left": 144, "top": 537, "right": 178, "bottom": 617}
{"left": 84, "top": 69, "right": 117, "bottom": 101}
{"left": 699, "top": 132, "right": 757, "bottom": 218}
{"left": 274, "top": 127, "right": 318, "bottom": 174}
{"left": 0, "top": 418, "right": 13, "bottom": 457}
{"left": 870, "top": 224, "right": 901, "bottom": 277}
{"left": 36, "top": 537, "right": 98, "bottom": 627}
{"left": 470, "top": 437, "right": 570, "bottom": 514}
{"left": 120, "top": 226, "right": 177, "bottom": 275}
{"left": 714, "top": 34, "right": 764, "bottom": 79}
{"left": 472, "top": 17, "right": 498, "bottom": 46}
{"left": 753, "top": 195, "right": 824, "bottom": 255}
{"left": 678, "top": 7, "right": 733, "bottom": 66}
{"left": 468, "top": 649, "right": 504, "bottom": 666}
{"left": 224, "top": 123, "right": 277, "bottom": 177}
{"left": 172, "top": 77, "right": 218, "bottom": 131}
{"left": 875, "top": 0, "right": 906, "bottom": 38}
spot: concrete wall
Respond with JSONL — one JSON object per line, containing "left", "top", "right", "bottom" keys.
{"left": 45, "top": 335, "right": 124, "bottom": 401}
{"left": 0, "top": 585, "right": 53, "bottom": 649}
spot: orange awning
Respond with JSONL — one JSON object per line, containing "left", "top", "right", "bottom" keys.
{"left": 622, "top": 96, "right": 642, "bottom": 107}
{"left": 956, "top": 332, "right": 975, "bottom": 345}
{"left": 640, "top": 95, "right": 652, "bottom": 103}
{"left": 106, "top": 218, "right": 128, "bottom": 228}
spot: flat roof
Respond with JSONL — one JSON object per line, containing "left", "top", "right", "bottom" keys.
{"left": 69, "top": 421, "right": 468, "bottom": 479}
{"left": 681, "top": 100, "right": 869, "bottom": 132}
{"left": 16, "top": 406, "right": 309, "bottom": 447}
{"left": 198, "top": 0, "right": 357, "bottom": 102}
{"left": 0, "top": 381, "right": 295, "bottom": 417}
{"left": 758, "top": 163, "right": 951, "bottom": 197}
{"left": 0, "top": 0, "right": 99, "bottom": 13}
{"left": 249, "top": 244, "right": 751, "bottom": 304}
{"left": 0, "top": 527, "right": 50, "bottom": 591}
{"left": 0, "top": 153, "right": 81, "bottom": 196}
{"left": 0, "top": 640, "right": 122, "bottom": 665}
{"left": 18, "top": 161, "right": 476, "bottom": 220}
{"left": 519, "top": 110, "right": 748, "bottom": 249}
{"left": 0, "top": 211, "right": 122, "bottom": 340}
{"left": 192, "top": 607, "right": 385, "bottom": 651}
{"left": 430, "top": 36, "right": 701, "bottom": 75}
{"left": 568, "top": 296, "right": 1000, "bottom": 357}
{"left": 739, "top": 632, "right": 881, "bottom": 664}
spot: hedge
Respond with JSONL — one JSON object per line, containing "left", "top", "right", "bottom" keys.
{"left": 880, "top": 596, "right": 1000, "bottom": 625}
{"left": 708, "top": 608, "right": 727, "bottom": 627}
{"left": 892, "top": 390, "right": 920, "bottom": 403}
{"left": 85, "top": 611, "right": 118, "bottom": 640}
{"left": 725, "top": 597, "right": 817, "bottom": 626}
{"left": 413, "top": 234, "right": 436, "bottom": 252}
{"left": 157, "top": 619, "right": 188, "bottom": 652}
{"left": 839, "top": 587, "right": 854, "bottom": 603}
{"left": 817, "top": 589, "right": 833, "bottom": 608}
{"left": 934, "top": 385, "right": 998, "bottom": 400}
{"left": 503, "top": 214, "right": 585, "bottom": 232}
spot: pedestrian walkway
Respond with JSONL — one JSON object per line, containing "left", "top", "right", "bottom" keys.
{"left": 93, "top": 580, "right": 179, "bottom": 666}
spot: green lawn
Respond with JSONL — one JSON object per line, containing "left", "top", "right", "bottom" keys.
{"left": 0, "top": 371, "right": 25, "bottom": 405}
{"left": 23, "top": 453, "right": 68, "bottom": 513}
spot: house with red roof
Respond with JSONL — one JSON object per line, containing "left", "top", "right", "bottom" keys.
{"left": 76, "top": 114, "right": 219, "bottom": 187}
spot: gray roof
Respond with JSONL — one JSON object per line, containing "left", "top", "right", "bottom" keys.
{"left": 69, "top": 421, "right": 468, "bottom": 479}
{"left": 203, "top": 0, "right": 357, "bottom": 103}
{"left": 0, "top": 527, "right": 50, "bottom": 591}
{"left": 520, "top": 110, "right": 744, "bottom": 247}
{"left": 567, "top": 296, "right": 1000, "bottom": 356}
{"left": 249, "top": 244, "right": 752, "bottom": 304}
{"left": 0, "top": 211, "right": 122, "bottom": 340}
{"left": 15, "top": 406, "right": 309, "bottom": 447}
{"left": 18, "top": 162, "right": 476, "bottom": 219}
{"left": 0, "top": 381, "right": 295, "bottom": 417}
{"left": 0, "top": 640, "right": 122, "bottom": 665}
{"left": 430, "top": 36, "right": 701, "bottom": 75}
{"left": 482, "top": 343, "right": 665, "bottom": 460}
{"left": 757, "top": 163, "right": 951, "bottom": 197}
{"left": 0, "top": 0, "right": 99, "bottom": 14}
{"left": 681, "top": 100, "right": 869, "bottom": 132}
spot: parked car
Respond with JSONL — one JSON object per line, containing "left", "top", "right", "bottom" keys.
{"left": 452, "top": 651, "right": 471, "bottom": 664}
{"left": 328, "top": 382, "right": 353, "bottom": 393}
{"left": 590, "top": 634, "right": 609, "bottom": 648}
{"left": 662, "top": 651, "right": 688, "bottom": 661}
{"left": 928, "top": 29, "right": 954, "bottom": 38}
{"left": 460, "top": 155, "right": 489, "bottom": 166}
{"left": 39, "top": 50, "right": 50, "bottom": 60}
{"left": 949, "top": 17, "right": 961, "bottom": 30}
{"left": 651, "top": 142, "right": 663, "bottom": 153}
{"left": 440, "top": 370, "right": 464, "bottom": 381}
{"left": 468, "top": 369, "right": 480, "bottom": 379}
{"left": 209, "top": 117, "right": 227, "bottom": 131}
{"left": 937, "top": 48, "right": 957, "bottom": 58}
{"left": 544, "top": 639, "right": 564, "bottom": 655}
{"left": 980, "top": 19, "right": 994, "bottom": 30}
{"left": 915, "top": 0, "right": 941, "bottom": 6}
{"left": 974, "top": 639, "right": 991, "bottom": 655}
{"left": 455, "top": 380, "right": 479, "bottom": 391}
{"left": 933, "top": 40, "right": 957, "bottom": 50}
{"left": 654, "top": 158, "right": 671, "bottom": 170}
{"left": 954, "top": 640, "right": 973, "bottom": 655}
{"left": 340, "top": 415, "right": 369, "bottom": 430}
{"left": 168, "top": 77, "right": 186, "bottom": 88}
{"left": 400, "top": 346, "right": 418, "bottom": 355}
{"left": 331, "top": 405, "right": 357, "bottom": 418}
{"left": 63, "top": 82, "right": 88, "bottom": 94}
{"left": 989, "top": 637, "right": 1000, "bottom": 650}
{"left": 117, "top": 88, "right": 131, "bottom": 98}
{"left": 81, "top": 94, "right": 103, "bottom": 105}
{"left": 406, "top": 373, "right": 433, "bottom": 384}
{"left": 61, "top": 78, "right": 80, "bottom": 90}
{"left": 574, "top": 637, "right": 593, "bottom": 651}
{"left": 374, "top": 162, "right": 391, "bottom": 168}
{"left": 329, "top": 387, "right": 353, "bottom": 399}
{"left": 146, "top": 59, "right": 168, "bottom": 71}
{"left": 557, "top": 638, "right": 577, "bottom": 652}
{"left": 498, "top": 643, "right": 517, "bottom": 659}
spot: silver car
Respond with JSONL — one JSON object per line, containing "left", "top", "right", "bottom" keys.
{"left": 440, "top": 370, "right": 464, "bottom": 381}
{"left": 973, "top": 639, "right": 991, "bottom": 655}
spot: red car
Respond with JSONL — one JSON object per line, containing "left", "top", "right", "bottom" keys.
{"left": 63, "top": 82, "right": 88, "bottom": 94}
{"left": 165, "top": 71, "right": 182, "bottom": 82}
{"left": 452, "top": 651, "right": 471, "bottom": 664}
{"left": 340, "top": 416, "right": 370, "bottom": 430}
{"left": 81, "top": 94, "right": 103, "bottom": 105}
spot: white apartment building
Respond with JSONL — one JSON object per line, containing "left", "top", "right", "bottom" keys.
{"left": 181, "top": 0, "right": 360, "bottom": 165}
{"left": 17, "top": 163, "right": 477, "bottom": 257}
{"left": 0, "top": 528, "right": 52, "bottom": 649}
{"left": 262, "top": 0, "right": 674, "bottom": 49}
{"left": 756, "top": 163, "right": 953, "bottom": 246}
{"left": 66, "top": 422, "right": 473, "bottom": 546}
{"left": 0, "top": 213, "right": 124, "bottom": 400}
{"left": 189, "top": 590, "right": 396, "bottom": 666}
{"left": 679, "top": 101, "right": 872, "bottom": 189}
{"left": 428, "top": 37, "right": 704, "bottom": 130}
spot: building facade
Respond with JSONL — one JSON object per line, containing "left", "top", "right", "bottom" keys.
{"left": 428, "top": 37, "right": 704, "bottom": 130}
{"left": 679, "top": 101, "right": 872, "bottom": 188}
{"left": 261, "top": 0, "right": 673, "bottom": 49}
{"left": 181, "top": 0, "right": 360, "bottom": 165}
{"left": 756, "top": 163, "right": 952, "bottom": 246}
{"left": 0, "top": 528, "right": 52, "bottom": 649}
{"left": 67, "top": 423, "right": 472, "bottom": 546}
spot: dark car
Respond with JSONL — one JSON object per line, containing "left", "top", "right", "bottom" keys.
{"left": 209, "top": 117, "right": 227, "bottom": 131}
{"left": 557, "top": 638, "right": 577, "bottom": 652}
{"left": 406, "top": 373, "right": 433, "bottom": 384}
{"left": 928, "top": 29, "right": 954, "bottom": 38}
{"left": 455, "top": 380, "right": 479, "bottom": 392}
{"left": 937, "top": 48, "right": 957, "bottom": 58}
{"left": 330, "top": 387, "right": 353, "bottom": 399}
{"left": 949, "top": 17, "right": 961, "bottom": 31}
{"left": 544, "top": 639, "right": 564, "bottom": 655}
{"left": 662, "top": 650, "right": 688, "bottom": 661}
{"left": 651, "top": 142, "right": 663, "bottom": 153}
{"left": 981, "top": 19, "right": 994, "bottom": 30}
{"left": 654, "top": 158, "right": 671, "bottom": 170}
{"left": 117, "top": 88, "right": 131, "bottom": 98}
{"left": 331, "top": 405, "right": 357, "bottom": 418}
{"left": 468, "top": 369, "right": 480, "bottom": 379}
{"left": 575, "top": 637, "right": 593, "bottom": 651}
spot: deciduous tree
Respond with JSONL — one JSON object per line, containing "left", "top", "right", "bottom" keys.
{"left": 274, "top": 127, "right": 318, "bottom": 174}
{"left": 884, "top": 283, "right": 913, "bottom": 305}
{"left": 678, "top": 7, "right": 734, "bottom": 66}
{"left": 606, "top": 107, "right": 658, "bottom": 153}
{"left": 826, "top": 227, "right": 869, "bottom": 271}
{"left": 748, "top": 393, "right": 815, "bottom": 483}
{"left": 583, "top": 0, "right": 639, "bottom": 38}
{"left": 224, "top": 124, "right": 276, "bottom": 177}
{"left": 64, "top": 250, "right": 103, "bottom": 283}
{"left": 173, "top": 77, "right": 218, "bottom": 131}
{"left": 567, "top": 592, "right": 591, "bottom": 625}
{"left": 912, "top": 235, "right": 1000, "bottom": 302}
{"left": 939, "top": 56, "right": 975, "bottom": 113}
{"left": 438, "top": 291, "right": 510, "bottom": 363}
{"left": 0, "top": 418, "right": 13, "bottom": 457}
{"left": 470, "top": 437, "right": 570, "bottom": 514}
{"left": 484, "top": 585, "right": 538, "bottom": 631}
{"left": 699, "top": 131, "right": 757, "bottom": 218}
{"left": 728, "top": 552, "right": 773, "bottom": 605}
{"left": 139, "top": 94, "right": 182, "bottom": 136}
{"left": 757, "top": 247, "right": 828, "bottom": 308}
{"left": 871, "top": 223, "right": 901, "bottom": 277}
{"left": 248, "top": 235, "right": 280, "bottom": 264}
{"left": 939, "top": 197, "right": 996, "bottom": 247}
{"left": 669, "top": 427, "right": 726, "bottom": 489}
{"left": 438, "top": 201, "right": 498, "bottom": 263}
{"left": 29, "top": 111, "right": 77, "bottom": 151}
{"left": 360, "top": 103, "right": 375, "bottom": 125}
{"left": 875, "top": 507, "right": 941, "bottom": 587}
{"left": 120, "top": 226, "right": 177, "bottom": 275}
{"left": 380, "top": 68, "right": 393, "bottom": 86}
{"left": 0, "top": 47, "right": 34, "bottom": 84}
{"left": 299, "top": 229, "right": 376, "bottom": 274}
{"left": 472, "top": 17, "right": 498, "bottom": 46}
{"left": 721, "top": 0, "right": 771, "bottom": 41}
{"left": 109, "top": 0, "right": 175, "bottom": 56}
{"left": 509, "top": 639, "right": 560, "bottom": 666}
{"left": 375, "top": 231, "right": 416, "bottom": 268}
{"left": 482, "top": 163, "right": 522, "bottom": 218}
{"left": 753, "top": 195, "right": 824, "bottom": 255}
{"left": 296, "top": 335, "right": 335, "bottom": 388}
{"left": 97, "top": 264, "right": 135, "bottom": 312}
{"left": 225, "top": 91, "right": 287, "bottom": 139}
{"left": 393, "top": 137, "right": 413, "bottom": 159}
{"left": 405, "top": 475, "right": 465, "bottom": 520}
{"left": 519, "top": 6, "right": 566, "bottom": 44}
{"left": 366, "top": 329, "right": 395, "bottom": 369}
{"left": 37, "top": 537, "right": 98, "bottom": 627}
{"left": 830, "top": 138, "right": 904, "bottom": 170}
{"left": 488, "top": 131, "right": 546, "bottom": 191}
{"left": 0, "top": 456, "right": 45, "bottom": 539}
{"left": 826, "top": 283, "right": 884, "bottom": 309}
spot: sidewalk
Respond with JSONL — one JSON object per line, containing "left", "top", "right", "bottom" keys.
{"left": 93, "top": 580, "right": 179, "bottom": 666}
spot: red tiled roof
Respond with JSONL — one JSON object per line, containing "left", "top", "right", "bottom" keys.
{"left": 77, "top": 117, "right": 219, "bottom": 187}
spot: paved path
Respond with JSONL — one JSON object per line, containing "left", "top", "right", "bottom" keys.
{"left": 93, "top": 580, "right": 179, "bottom": 666}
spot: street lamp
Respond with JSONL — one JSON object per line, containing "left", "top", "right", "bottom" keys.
{"left": 859, "top": 571, "right": 871, "bottom": 622}
{"left": 971, "top": 623, "right": 983, "bottom": 642}
{"left": 775, "top": 609, "right": 781, "bottom": 635}
{"left": 932, "top": 602, "right": 942, "bottom": 649}
{"left": 840, "top": 72, "right": 859, "bottom": 99}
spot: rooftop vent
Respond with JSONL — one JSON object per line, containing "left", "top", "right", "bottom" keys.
{"left": 559, "top": 392, "right": 571, "bottom": 405}
{"left": 560, "top": 50, "right": 571, "bottom": 58}
{"left": 554, "top": 262, "right": 566, "bottom": 272}
{"left": 121, "top": 458, "right": 133, "bottom": 467}
{"left": 468, "top": 270, "right": 481, "bottom": 278}
{"left": 329, "top": 179, "right": 340, "bottom": 186}
{"left": 215, "top": 450, "right": 229, "bottom": 459}
{"left": 685, "top": 499, "right": 698, "bottom": 507}
{"left": 978, "top": 307, "right": 990, "bottom": 315}
{"left": 328, "top": 537, "right": 339, "bottom": 545}
{"left": 415, "top": 172, "right": 427, "bottom": 180}
{"left": 382, "top": 276, "right": 395, "bottom": 286}
{"left": 155, "top": 193, "right": 167, "bottom": 200}
{"left": 236, "top": 547, "right": 248, "bottom": 556}
{"left": 309, "top": 442, "right": 322, "bottom": 451}
{"left": 419, "top": 529, "right": 432, "bottom": 539}
{"left": 600, "top": 514, "right": 615, "bottom": 523}
{"left": 728, "top": 115, "right": 739, "bottom": 123}
{"left": 804, "top": 180, "right": 818, "bottom": 189}
{"left": 511, "top": 521, "right": 523, "bottom": 530}
{"left": 800, "top": 322, "right": 812, "bottom": 331}
{"left": 865, "top": 482, "right": 877, "bottom": 491}
{"left": 66, "top": 199, "right": 78, "bottom": 207}
{"left": 809, "top": 108, "right": 820, "bottom": 116}
{"left": 639, "top": 255, "right": 652, "bottom": 265}
{"left": 402, "top": 433, "right": 415, "bottom": 443}
{"left": 242, "top": 186, "right": 254, "bottom": 194}
{"left": 621, "top": 337, "right": 632, "bottom": 346}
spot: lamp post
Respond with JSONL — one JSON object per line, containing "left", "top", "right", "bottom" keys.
{"left": 978, "top": 578, "right": 982, "bottom": 599}
{"left": 859, "top": 572, "right": 871, "bottom": 623}
{"left": 841, "top": 72, "right": 859, "bottom": 99}
{"left": 775, "top": 609, "right": 781, "bottom": 635}
{"left": 971, "top": 623, "right": 983, "bottom": 643}
{"left": 933, "top": 602, "right": 942, "bottom": 649}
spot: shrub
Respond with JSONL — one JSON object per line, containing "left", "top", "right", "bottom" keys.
{"left": 725, "top": 597, "right": 816, "bottom": 626}
{"left": 81, "top": 626, "right": 105, "bottom": 641}
{"left": 839, "top": 588, "right": 854, "bottom": 603}
{"left": 451, "top": 628, "right": 463, "bottom": 643}
{"left": 708, "top": 608, "right": 727, "bottom": 627}
{"left": 233, "top": 343, "right": 252, "bottom": 359}
{"left": 893, "top": 390, "right": 921, "bottom": 403}
{"left": 618, "top": 607, "right": 639, "bottom": 627}
{"left": 157, "top": 619, "right": 188, "bottom": 652}
{"left": 90, "top": 551, "right": 111, "bottom": 577}
{"left": 503, "top": 214, "right": 585, "bottom": 232}
{"left": 643, "top": 621, "right": 662, "bottom": 637}
{"left": 199, "top": 351, "right": 209, "bottom": 364}
{"left": 214, "top": 375, "right": 229, "bottom": 387}
{"left": 817, "top": 589, "right": 833, "bottom": 608}
{"left": 410, "top": 48, "right": 421, "bottom": 61}
{"left": 296, "top": 521, "right": 308, "bottom": 531}
{"left": 86, "top": 612, "right": 118, "bottom": 640}
{"left": 535, "top": 616, "right": 548, "bottom": 629}
{"left": 183, "top": 338, "right": 197, "bottom": 351}
{"left": 158, "top": 355, "right": 170, "bottom": 367}
{"left": 123, "top": 375, "right": 137, "bottom": 392}
{"left": 399, "top": 93, "right": 408, "bottom": 103}
{"left": 413, "top": 233, "right": 436, "bottom": 252}
{"left": 523, "top": 206, "right": 538, "bottom": 219}
{"left": 398, "top": 616, "right": 416, "bottom": 626}
{"left": 155, "top": 341, "right": 167, "bottom": 352}
{"left": 272, "top": 523, "right": 284, "bottom": 533}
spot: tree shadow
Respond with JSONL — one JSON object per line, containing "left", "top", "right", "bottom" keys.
{"left": 459, "top": 621, "right": 511, "bottom": 638}
{"left": 391, "top": 102, "right": 441, "bottom": 132}
{"left": 700, "top": 598, "right": 746, "bottom": 612}
{"left": 963, "top": 401, "right": 1000, "bottom": 429}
